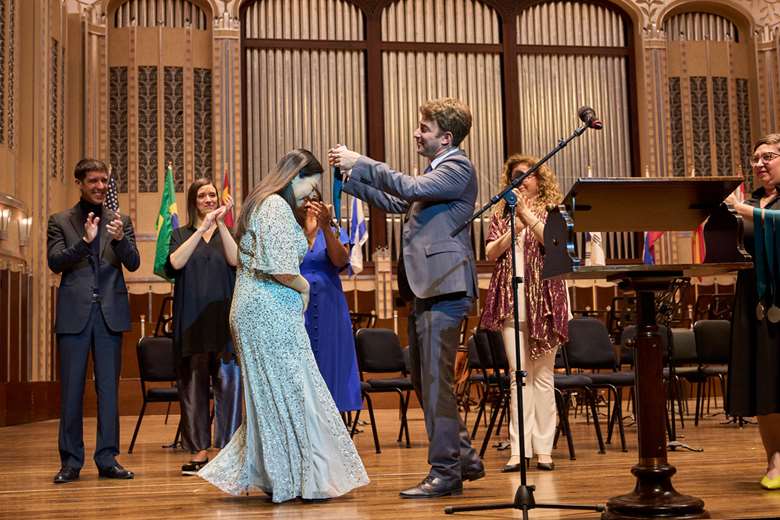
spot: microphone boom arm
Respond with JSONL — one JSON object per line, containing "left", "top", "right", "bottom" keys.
{"left": 451, "top": 122, "right": 591, "bottom": 237}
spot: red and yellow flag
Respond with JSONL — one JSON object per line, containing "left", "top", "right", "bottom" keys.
{"left": 692, "top": 223, "right": 706, "bottom": 264}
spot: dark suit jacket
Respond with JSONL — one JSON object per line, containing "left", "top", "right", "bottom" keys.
{"left": 342, "top": 150, "right": 478, "bottom": 300}
{"left": 47, "top": 203, "right": 141, "bottom": 334}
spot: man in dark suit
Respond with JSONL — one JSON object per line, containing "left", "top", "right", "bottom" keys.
{"left": 47, "top": 158, "right": 140, "bottom": 483}
{"left": 329, "top": 97, "right": 483, "bottom": 498}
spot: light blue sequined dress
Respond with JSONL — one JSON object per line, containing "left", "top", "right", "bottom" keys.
{"left": 198, "top": 194, "right": 369, "bottom": 502}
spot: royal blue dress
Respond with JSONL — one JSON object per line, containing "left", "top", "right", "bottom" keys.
{"left": 301, "top": 228, "right": 363, "bottom": 412}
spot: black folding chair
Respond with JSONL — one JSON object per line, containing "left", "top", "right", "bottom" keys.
{"left": 566, "top": 317, "right": 634, "bottom": 452}
{"left": 353, "top": 328, "right": 415, "bottom": 452}
{"left": 128, "top": 336, "right": 180, "bottom": 454}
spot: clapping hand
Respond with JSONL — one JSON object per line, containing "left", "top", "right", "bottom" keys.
{"left": 106, "top": 212, "right": 125, "bottom": 241}
{"left": 310, "top": 201, "right": 334, "bottom": 230}
{"left": 220, "top": 194, "right": 234, "bottom": 222}
{"left": 83, "top": 212, "right": 100, "bottom": 243}
{"left": 198, "top": 207, "right": 222, "bottom": 232}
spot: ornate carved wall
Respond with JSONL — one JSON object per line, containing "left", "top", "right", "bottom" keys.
{"left": 2, "top": 0, "right": 780, "bottom": 393}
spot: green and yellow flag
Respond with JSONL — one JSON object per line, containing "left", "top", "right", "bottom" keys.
{"left": 153, "top": 164, "right": 180, "bottom": 281}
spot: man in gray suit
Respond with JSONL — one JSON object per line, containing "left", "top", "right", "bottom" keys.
{"left": 329, "top": 97, "right": 484, "bottom": 498}
{"left": 47, "top": 159, "right": 140, "bottom": 483}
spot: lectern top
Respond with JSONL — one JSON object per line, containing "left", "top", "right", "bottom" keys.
{"left": 562, "top": 176, "right": 743, "bottom": 232}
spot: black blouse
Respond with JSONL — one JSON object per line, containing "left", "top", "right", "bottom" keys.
{"left": 164, "top": 226, "right": 236, "bottom": 358}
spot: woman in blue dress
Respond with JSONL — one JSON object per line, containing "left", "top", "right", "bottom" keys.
{"left": 299, "top": 192, "right": 362, "bottom": 414}
{"left": 198, "top": 149, "right": 368, "bottom": 502}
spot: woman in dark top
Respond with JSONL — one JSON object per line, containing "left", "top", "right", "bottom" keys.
{"left": 165, "top": 178, "right": 242, "bottom": 475}
{"left": 726, "top": 133, "right": 780, "bottom": 490}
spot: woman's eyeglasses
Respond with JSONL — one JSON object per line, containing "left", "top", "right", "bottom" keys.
{"left": 751, "top": 151, "right": 780, "bottom": 167}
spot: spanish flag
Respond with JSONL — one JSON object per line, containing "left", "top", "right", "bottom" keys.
{"left": 222, "top": 167, "right": 234, "bottom": 228}
{"left": 153, "top": 164, "right": 180, "bottom": 281}
{"left": 692, "top": 223, "right": 706, "bottom": 264}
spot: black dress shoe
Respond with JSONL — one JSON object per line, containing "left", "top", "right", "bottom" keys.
{"left": 181, "top": 458, "right": 208, "bottom": 476}
{"left": 98, "top": 464, "right": 134, "bottom": 479}
{"left": 536, "top": 462, "right": 555, "bottom": 471}
{"left": 501, "top": 458, "right": 530, "bottom": 473}
{"left": 462, "top": 464, "right": 486, "bottom": 481}
{"left": 400, "top": 476, "right": 463, "bottom": 498}
{"left": 53, "top": 467, "right": 80, "bottom": 484}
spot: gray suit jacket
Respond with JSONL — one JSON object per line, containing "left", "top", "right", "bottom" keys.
{"left": 342, "top": 150, "right": 478, "bottom": 300}
{"left": 47, "top": 203, "right": 140, "bottom": 334}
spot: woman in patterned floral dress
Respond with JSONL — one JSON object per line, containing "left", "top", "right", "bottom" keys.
{"left": 197, "top": 149, "right": 369, "bottom": 502}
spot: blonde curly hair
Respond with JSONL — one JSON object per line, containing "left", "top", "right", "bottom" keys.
{"left": 494, "top": 154, "right": 563, "bottom": 217}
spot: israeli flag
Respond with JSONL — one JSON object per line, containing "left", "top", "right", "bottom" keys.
{"left": 349, "top": 196, "right": 369, "bottom": 275}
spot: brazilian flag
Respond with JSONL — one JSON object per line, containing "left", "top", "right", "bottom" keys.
{"left": 154, "top": 164, "right": 180, "bottom": 281}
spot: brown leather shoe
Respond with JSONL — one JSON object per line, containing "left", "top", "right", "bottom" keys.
{"left": 400, "top": 476, "right": 463, "bottom": 498}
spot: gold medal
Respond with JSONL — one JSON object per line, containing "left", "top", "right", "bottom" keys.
{"left": 768, "top": 305, "right": 780, "bottom": 323}
{"left": 757, "top": 302, "right": 766, "bottom": 321}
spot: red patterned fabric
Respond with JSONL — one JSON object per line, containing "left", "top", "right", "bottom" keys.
{"left": 479, "top": 210, "right": 569, "bottom": 359}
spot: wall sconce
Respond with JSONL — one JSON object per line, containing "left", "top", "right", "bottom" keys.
{"left": 18, "top": 217, "right": 32, "bottom": 247}
{"left": 0, "top": 208, "right": 11, "bottom": 240}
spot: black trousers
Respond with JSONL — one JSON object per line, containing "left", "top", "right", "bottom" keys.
{"left": 177, "top": 352, "right": 242, "bottom": 452}
{"left": 57, "top": 303, "right": 123, "bottom": 470}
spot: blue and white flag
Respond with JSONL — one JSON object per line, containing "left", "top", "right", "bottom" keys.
{"left": 348, "top": 196, "right": 369, "bottom": 275}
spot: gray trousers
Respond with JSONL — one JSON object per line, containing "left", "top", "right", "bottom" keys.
{"left": 409, "top": 294, "right": 480, "bottom": 483}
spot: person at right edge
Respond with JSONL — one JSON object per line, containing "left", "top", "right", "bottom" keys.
{"left": 726, "top": 133, "right": 780, "bottom": 490}
{"left": 328, "top": 97, "right": 484, "bottom": 499}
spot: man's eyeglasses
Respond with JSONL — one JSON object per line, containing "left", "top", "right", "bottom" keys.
{"left": 750, "top": 151, "right": 780, "bottom": 167}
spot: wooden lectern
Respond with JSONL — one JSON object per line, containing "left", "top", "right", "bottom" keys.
{"left": 543, "top": 177, "right": 751, "bottom": 520}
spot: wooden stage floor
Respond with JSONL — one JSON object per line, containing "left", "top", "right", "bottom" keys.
{"left": 1, "top": 406, "right": 779, "bottom": 519}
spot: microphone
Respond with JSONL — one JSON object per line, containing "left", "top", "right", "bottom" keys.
{"left": 577, "top": 106, "right": 604, "bottom": 130}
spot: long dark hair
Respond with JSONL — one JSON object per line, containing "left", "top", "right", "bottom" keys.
{"left": 235, "top": 148, "right": 323, "bottom": 242}
{"left": 186, "top": 178, "right": 220, "bottom": 227}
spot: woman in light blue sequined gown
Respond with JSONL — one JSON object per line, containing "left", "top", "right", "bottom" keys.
{"left": 198, "top": 149, "right": 369, "bottom": 502}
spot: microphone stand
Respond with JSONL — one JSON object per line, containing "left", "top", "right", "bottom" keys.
{"left": 446, "top": 122, "right": 604, "bottom": 519}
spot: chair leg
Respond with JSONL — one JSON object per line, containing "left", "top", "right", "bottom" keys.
{"left": 615, "top": 391, "right": 627, "bottom": 452}
{"left": 164, "top": 402, "right": 171, "bottom": 425}
{"left": 364, "top": 393, "right": 381, "bottom": 454}
{"left": 172, "top": 419, "right": 181, "bottom": 448}
{"left": 470, "top": 393, "right": 487, "bottom": 440}
{"left": 561, "top": 393, "right": 576, "bottom": 460}
{"left": 350, "top": 409, "right": 362, "bottom": 438}
{"left": 398, "top": 390, "right": 411, "bottom": 448}
{"left": 128, "top": 402, "right": 147, "bottom": 454}
{"left": 479, "top": 396, "right": 503, "bottom": 458}
{"left": 606, "top": 388, "right": 616, "bottom": 445}
{"left": 586, "top": 388, "right": 606, "bottom": 454}
{"left": 495, "top": 399, "right": 507, "bottom": 436}
{"left": 694, "top": 380, "right": 703, "bottom": 426}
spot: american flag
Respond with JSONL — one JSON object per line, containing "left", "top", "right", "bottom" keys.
{"left": 105, "top": 170, "right": 120, "bottom": 212}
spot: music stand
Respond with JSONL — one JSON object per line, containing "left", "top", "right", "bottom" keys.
{"left": 543, "top": 176, "right": 750, "bottom": 519}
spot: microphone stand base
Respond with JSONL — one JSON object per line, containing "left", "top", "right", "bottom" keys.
{"left": 444, "top": 484, "right": 604, "bottom": 520}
